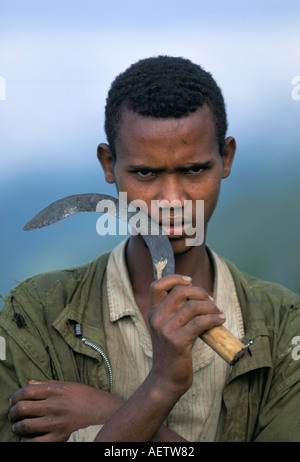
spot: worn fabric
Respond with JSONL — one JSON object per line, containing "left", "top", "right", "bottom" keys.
{"left": 0, "top": 245, "right": 300, "bottom": 442}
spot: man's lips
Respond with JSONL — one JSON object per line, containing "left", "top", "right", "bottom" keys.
{"left": 148, "top": 212, "right": 195, "bottom": 236}
{"left": 160, "top": 220, "right": 194, "bottom": 237}
{"left": 162, "top": 223, "right": 184, "bottom": 235}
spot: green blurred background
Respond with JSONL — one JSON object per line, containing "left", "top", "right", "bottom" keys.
{"left": 1, "top": 0, "right": 300, "bottom": 308}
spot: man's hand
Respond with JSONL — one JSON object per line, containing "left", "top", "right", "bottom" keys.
{"left": 8, "top": 380, "right": 123, "bottom": 442}
{"left": 148, "top": 274, "right": 225, "bottom": 397}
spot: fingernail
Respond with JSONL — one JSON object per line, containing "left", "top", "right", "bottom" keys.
{"left": 182, "top": 276, "right": 192, "bottom": 282}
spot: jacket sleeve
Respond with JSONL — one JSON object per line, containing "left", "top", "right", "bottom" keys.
{"left": 0, "top": 257, "right": 111, "bottom": 442}
{"left": 0, "top": 285, "right": 56, "bottom": 442}
{"left": 0, "top": 324, "right": 22, "bottom": 442}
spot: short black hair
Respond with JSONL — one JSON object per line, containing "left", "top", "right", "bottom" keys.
{"left": 104, "top": 55, "right": 228, "bottom": 158}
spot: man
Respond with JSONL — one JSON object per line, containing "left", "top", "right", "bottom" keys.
{"left": 1, "top": 56, "right": 300, "bottom": 442}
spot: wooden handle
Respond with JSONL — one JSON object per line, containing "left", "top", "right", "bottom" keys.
{"left": 201, "top": 325, "right": 246, "bottom": 365}
{"left": 154, "top": 261, "right": 246, "bottom": 365}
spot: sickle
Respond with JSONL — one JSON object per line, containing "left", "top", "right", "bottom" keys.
{"left": 24, "top": 193, "right": 174, "bottom": 280}
{"left": 24, "top": 192, "right": 251, "bottom": 365}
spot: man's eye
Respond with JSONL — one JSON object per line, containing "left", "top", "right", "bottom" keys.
{"left": 136, "top": 170, "right": 154, "bottom": 177}
{"left": 187, "top": 166, "right": 204, "bottom": 175}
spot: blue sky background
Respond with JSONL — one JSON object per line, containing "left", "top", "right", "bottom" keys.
{"left": 1, "top": 0, "right": 300, "bottom": 305}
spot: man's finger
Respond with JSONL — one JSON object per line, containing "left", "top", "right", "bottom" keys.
{"left": 151, "top": 298, "right": 225, "bottom": 344}
{"left": 170, "top": 299, "right": 223, "bottom": 327}
{"left": 182, "top": 311, "right": 226, "bottom": 339}
{"left": 150, "top": 280, "right": 219, "bottom": 323}
{"left": 149, "top": 274, "right": 194, "bottom": 308}
{"left": 9, "top": 399, "right": 47, "bottom": 422}
{"left": 12, "top": 416, "right": 49, "bottom": 437}
{"left": 10, "top": 382, "right": 52, "bottom": 406}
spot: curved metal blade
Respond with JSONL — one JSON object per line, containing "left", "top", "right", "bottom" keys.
{"left": 24, "top": 193, "right": 174, "bottom": 279}
{"left": 23, "top": 194, "right": 115, "bottom": 230}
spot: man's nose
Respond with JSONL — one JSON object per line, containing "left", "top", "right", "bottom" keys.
{"left": 156, "top": 176, "right": 187, "bottom": 204}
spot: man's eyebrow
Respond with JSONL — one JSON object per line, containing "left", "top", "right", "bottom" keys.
{"left": 181, "top": 161, "right": 211, "bottom": 170}
{"left": 128, "top": 165, "right": 162, "bottom": 172}
{"left": 128, "top": 161, "right": 211, "bottom": 172}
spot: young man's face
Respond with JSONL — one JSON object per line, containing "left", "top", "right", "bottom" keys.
{"left": 98, "top": 104, "right": 236, "bottom": 256}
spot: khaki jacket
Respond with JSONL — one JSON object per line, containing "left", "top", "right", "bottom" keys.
{"left": 0, "top": 252, "right": 300, "bottom": 442}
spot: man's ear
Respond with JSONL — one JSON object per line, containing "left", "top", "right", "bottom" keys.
{"left": 97, "top": 143, "right": 115, "bottom": 184}
{"left": 222, "top": 136, "right": 236, "bottom": 179}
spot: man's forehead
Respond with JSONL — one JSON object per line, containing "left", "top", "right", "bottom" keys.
{"left": 115, "top": 105, "right": 217, "bottom": 145}
{"left": 112, "top": 108, "right": 219, "bottom": 168}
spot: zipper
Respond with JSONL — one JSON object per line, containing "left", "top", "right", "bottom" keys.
{"left": 74, "top": 323, "right": 113, "bottom": 392}
{"left": 81, "top": 336, "right": 113, "bottom": 393}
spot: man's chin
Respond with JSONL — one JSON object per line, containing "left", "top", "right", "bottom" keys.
{"left": 168, "top": 236, "right": 195, "bottom": 257}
